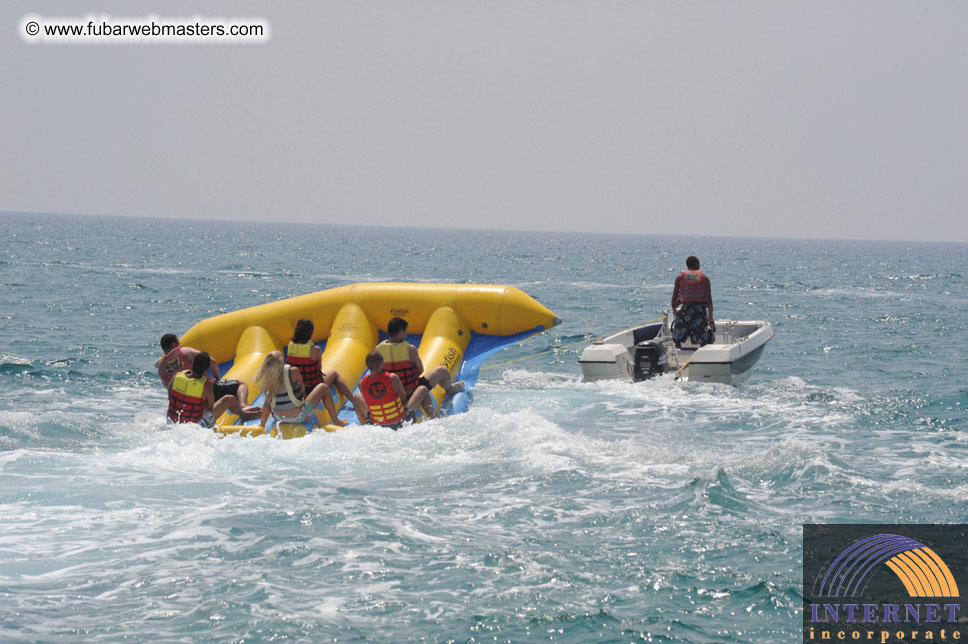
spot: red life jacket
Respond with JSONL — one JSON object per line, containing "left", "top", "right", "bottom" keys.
{"left": 360, "top": 371, "right": 406, "bottom": 426}
{"left": 678, "top": 270, "right": 710, "bottom": 303}
{"left": 167, "top": 370, "right": 207, "bottom": 423}
{"left": 286, "top": 341, "right": 323, "bottom": 389}
{"left": 377, "top": 340, "right": 418, "bottom": 392}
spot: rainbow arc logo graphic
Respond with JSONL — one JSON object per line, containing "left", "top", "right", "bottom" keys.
{"left": 816, "top": 533, "right": 959, "bottom": 598}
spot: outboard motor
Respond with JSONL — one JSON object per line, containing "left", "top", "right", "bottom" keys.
{"left": 633, "top": 339, "right": 667, "bottom": 381}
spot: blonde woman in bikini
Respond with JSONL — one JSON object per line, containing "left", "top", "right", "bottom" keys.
{"left": 254, "top": 351, "right": 350, "bottom": 429}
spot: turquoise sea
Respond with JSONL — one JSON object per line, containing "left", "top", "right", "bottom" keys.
{"left": 1, "top": 212, "right": 966, "bottom": 643}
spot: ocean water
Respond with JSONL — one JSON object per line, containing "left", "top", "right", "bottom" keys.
{"left": 1, "top": 212, "right": 965, "bottom": 643}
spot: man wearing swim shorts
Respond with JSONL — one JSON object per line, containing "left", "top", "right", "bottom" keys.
{"left": 671, "top": 256, "right": 715, "bottom": 347}
{"left": 156, "top": 333, "right": 260, "bottom": 418}
{"left": 167, "top": 352, "right": 257, "bottom": 426}
{"left": 375, "top": 318, "right": 465, "bottom": 418}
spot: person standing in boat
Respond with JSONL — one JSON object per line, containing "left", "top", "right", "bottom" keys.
{"left": 671, "top": 256, "right": 715, "bottom": 347}
{"left": 284, "top": 318, "right": 367, "bottom": 424}
{"left": 157, "top": 333, "right": 260, "bottom": 419}
{"left": 376, "top": 317, "right": 465, "bottom": 417}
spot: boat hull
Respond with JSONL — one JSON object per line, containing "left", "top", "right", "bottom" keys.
{"left": 579, "top": 317, "right": 773, "bottom": 385}
{"left": 684, "top": 342, "right": 768, "bottom": 384}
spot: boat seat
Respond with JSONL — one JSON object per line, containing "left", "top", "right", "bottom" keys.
{"left": 632, "top": 325, "right": 660, "bottom": 345}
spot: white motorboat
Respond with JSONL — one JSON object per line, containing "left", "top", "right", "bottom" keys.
{"left": 578, "top": 312, "right": 774, "bottom": 385}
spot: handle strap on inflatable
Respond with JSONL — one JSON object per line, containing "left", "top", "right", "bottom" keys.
{"left": 269, "top": 364, "right": 306, "bottom": 411}
{"left": 282, "top": 364, "right": 305, "bottom": 407}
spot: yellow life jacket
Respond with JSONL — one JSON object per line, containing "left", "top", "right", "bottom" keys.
{"left": 286, "top": 341, "right": 323, "bottom": 388}
{"left": 377, "top": 340, "right": 418, "bottom": 391}
{"left": 168, "top": 371, "right": 207, "bottom": 423}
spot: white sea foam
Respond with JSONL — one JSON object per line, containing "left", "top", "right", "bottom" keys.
{"left": 0, "top": 353, "right": 32, "bottom": 366}
{"left": 811, "top": 287, "right": 911, "bottom": 300}
{"left": 485, "top": 370, "right": 858, "bottom": 431}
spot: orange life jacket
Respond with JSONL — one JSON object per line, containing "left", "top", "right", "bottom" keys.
{"left": 678, "top": 270, "right": 710, "bottom": 303}
{"left": 360, "top": 371, "right": 406, "bottom": 426}
{"left": 167, "top": 370, "right": 207, "bottom": 423}
{"left": 286, "top": 341, "right": 323, "bottom": 389}
{"left": 377, "top": 340, "right": 418, "bottom": 392}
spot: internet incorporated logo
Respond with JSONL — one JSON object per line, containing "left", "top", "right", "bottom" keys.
{"left": 803, "top": 525, "right": 967, "bottom": 644}
{"left": 816, "top": 534, "right": 959, "bottom": 599}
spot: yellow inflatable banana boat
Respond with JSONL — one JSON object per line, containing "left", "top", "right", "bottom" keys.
{"left": 174, "top": 283, "right": 561, "bottom": 437}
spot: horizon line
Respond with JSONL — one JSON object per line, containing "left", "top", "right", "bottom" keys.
{"left": 2, "top": 208, "right": 966, "bottom": 246}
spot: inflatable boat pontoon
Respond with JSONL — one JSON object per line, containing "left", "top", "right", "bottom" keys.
{"left": 175, "top": 283, "right": 561, "bottom": 436}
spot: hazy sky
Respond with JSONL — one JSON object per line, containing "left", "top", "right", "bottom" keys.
{"left": 3, "top": 1, "right": 966, "bottom": 242}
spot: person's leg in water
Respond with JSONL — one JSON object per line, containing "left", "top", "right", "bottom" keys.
{"left": 306, "top": 382, "right": 348, "bottom": 427}
{"left": 322, "top": 369, "right": 367, "bottom": 424}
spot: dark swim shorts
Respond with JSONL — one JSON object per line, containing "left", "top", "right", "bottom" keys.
{"left": 381, "top": 409, "right": 418, "bottom": 431}
{"left": 673, "top": 304, "right": 715, "bottom": 346}
{"left": 212, "top": 379, "right": 241, "bottom": 401}
{"left": 404, "top": 376, "right": 432, "bottom": 398}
